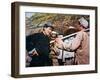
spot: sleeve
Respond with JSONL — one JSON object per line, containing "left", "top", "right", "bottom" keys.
{"left": 70, "top": 32, "right": 83, "bottom": 51}
{"left": 57, "top": 32, "right": 83, "bottom": 51}
{"left": 26, "top": 35, "right": 36, "bottom": 52}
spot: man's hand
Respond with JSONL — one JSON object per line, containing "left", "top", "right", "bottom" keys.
{"left": 55, "top": 38, "right": 63, "bottom": 44}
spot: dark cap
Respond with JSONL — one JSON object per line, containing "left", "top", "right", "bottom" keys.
{"left": 43, "top": 22, "right": 54, "bottom": 30}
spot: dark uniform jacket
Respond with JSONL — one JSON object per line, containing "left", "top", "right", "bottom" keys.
{"left": 26, "top": 32, "right": 52, "bottom": 67}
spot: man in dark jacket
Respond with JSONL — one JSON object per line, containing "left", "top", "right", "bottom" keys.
{"left": 26, "top": 22, "right": 54, "bottom": 67}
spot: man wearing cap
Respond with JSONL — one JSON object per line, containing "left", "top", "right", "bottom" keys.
{"left": 55, "top": 17, "right": 89, "bottom": 64}
{"left": 26, "top": 22, "right": 54, "bottom": 67}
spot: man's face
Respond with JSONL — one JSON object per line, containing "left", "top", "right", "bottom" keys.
{"left": 44, "top": 27, "right": 53, "bottom": 36}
